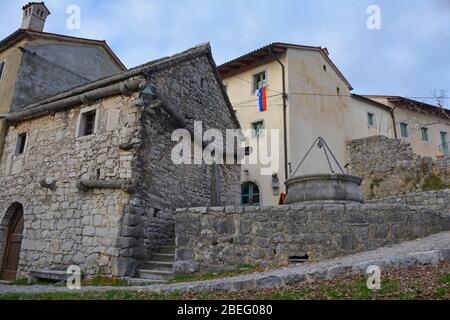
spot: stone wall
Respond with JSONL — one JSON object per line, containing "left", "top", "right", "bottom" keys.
{"left": 129, "top": 55, "right": 241, "bottom": 263}
{"left": 0, "top": 47, "right": 241, "bottom": 279}
{"left": 0, "top": 92, "right": 141, "bottom": 277}
{"left": 174, "top": 203, "right": 450, "bottom": 274}
{"left": 348, "top": 136, "right": 450, "bottom": 199}
{"left": 369, "top": 189, "right": 450, "bottom": 216}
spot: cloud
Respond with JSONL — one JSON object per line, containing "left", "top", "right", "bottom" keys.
{"left": 1, "top": 0, "right": 449, "bottom": 98}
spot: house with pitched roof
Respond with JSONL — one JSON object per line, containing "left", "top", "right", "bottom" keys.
{"left": 219, "top": 43, "right": 450, "bottom": 206}
{"left": 0, "top": 2, "right": 126, "bottom": 158}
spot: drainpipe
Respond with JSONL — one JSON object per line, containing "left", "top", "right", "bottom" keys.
{"left": 270, "top": 49, "right": 289, "bottom": 181}
{"left": 390, "top": 106, "right": 398, "bottom": 139}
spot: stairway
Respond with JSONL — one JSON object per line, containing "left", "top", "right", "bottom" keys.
{"left": 136, "top": 241, "right": 175, "bottom": 283}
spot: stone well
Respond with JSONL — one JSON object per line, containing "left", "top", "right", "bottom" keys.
{"left": 284, "top": 173, "right": 364, "bottom": 204}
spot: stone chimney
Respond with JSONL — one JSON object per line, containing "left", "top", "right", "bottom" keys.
{"left": 21, "top": 2, "right": 51, "bottom": 32}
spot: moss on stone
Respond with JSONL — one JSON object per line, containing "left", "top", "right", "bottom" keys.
{"left": 422, "top": 174, "right": 447, "bottom": 192}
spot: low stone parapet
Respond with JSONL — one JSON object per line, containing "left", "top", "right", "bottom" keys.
{"left": 174, "top": 203, "right": 450, "bottom": 274}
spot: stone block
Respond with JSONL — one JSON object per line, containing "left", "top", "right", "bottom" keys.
{"left": 231, "top": 279, "right": 257, "bottom": 291}
{"left": 214, "top": 219, "right": 235, "bottom": 235}
{"left": 239, "top": 220, "right": 252, "bottom": 234}
{"left": 256, "top": 276, "right": 284, "bottom": 289}
{"left": 176, "top": 248, "right": 195, "bottom": 261}
{"left": 407, "top": 250, "right": 440, "bottom": 265}
{"left": 173, "top": 261, "right": 199, "bottom": 275}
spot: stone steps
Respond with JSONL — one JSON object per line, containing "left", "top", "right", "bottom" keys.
{"left": 158, "top": 246, "right": 176, "bottom": 254}
{"left": 151, "top": 253, "right": 175, "bottom": 262}
{"left": 140, "top": 261, "right": 173, "bottom": 271}
{"left": 138, "top": 269, "right": 173, "bottom": 281}
{"left": 135, "top": 241, "right": 176, "bottom": 282}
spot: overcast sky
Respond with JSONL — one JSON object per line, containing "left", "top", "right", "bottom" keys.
{"left": 1, "top": 0, "right": 449, "bottom": 103}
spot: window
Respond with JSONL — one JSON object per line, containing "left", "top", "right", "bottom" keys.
{"left": 251, "top": 120, "right": 264, "bottom": 137}
{"left": 241, "top": 182, "right": 260, "bottom": 206}
{"left": 15, "top": 133, "right": 27, "bottom": 155}
{"left": 421, "top": 127, "right": 429, "bottom": 142}
{"left": 323, "top": 64, "right": 327, "bottom": 72}
{"left": 336, "top": 87, "right": 341, "bottom": 95}
{"left": 400, "top": 123, "right": 409, "bottom": 138}
{"left": 78, "top": 110, "right": 97, "bottom": 137}
{"left": 441, "top": 131, "right": 449, "bottom": 156}
{"left": 367, "top": 113, "right": 375, "bottom": 126}
{"left": 0, "top": 61, "right": 5, "bottom": 81}
{"left": 253, "top": 71, "right": 266, "bottom": 91}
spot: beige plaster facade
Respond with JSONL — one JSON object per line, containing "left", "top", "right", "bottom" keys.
{"left": 220, "top": 43, "right": 448, "bottom": 206}
{"left": 366, "top": 96, "right": 450, "bottom": 158}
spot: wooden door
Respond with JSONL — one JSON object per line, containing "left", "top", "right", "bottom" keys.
{"left": 1, "top": 206, "right": 24, "bottom": 281}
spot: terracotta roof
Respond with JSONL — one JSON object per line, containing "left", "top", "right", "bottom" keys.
{"left": 218, "top": 42, "right": 352, "bottom": 90}
{"left": 351, "top": 94, "right": 392, "bottom": 111}
{"left": 0, "top": 29, "right": 126, "bottom": 70}
{"left": 363, "top": 95, "right": 450, "bottom": 120}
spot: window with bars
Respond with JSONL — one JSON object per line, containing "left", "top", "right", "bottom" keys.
{"left": 78, "top": 110, "right": 97, "bottom": 137}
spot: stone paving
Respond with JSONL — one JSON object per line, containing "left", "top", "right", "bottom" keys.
{"left": 1, "top": 231, "right": 450, "bottom": 295}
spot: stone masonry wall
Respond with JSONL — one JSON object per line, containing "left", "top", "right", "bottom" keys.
{"left": 0, "top": 52, "right": 242, "bottom": 279}
{"left": 369, "top": 189, "right": 450, "bottom": 216}
{"left": 0, "top": 91, "right": 143, "bottom": 278}
{"left": 348, "top": 136, "right": 450, "bottom": 199}
{"left": 174, "top": 203, "right": 450, "bottom": 274}
{"left": 132, "top": 55, "right": 241, "bottom": 260}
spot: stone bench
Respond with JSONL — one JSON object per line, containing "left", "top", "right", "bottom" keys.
{"left": 28, "top": 269, "right": 69, "bottom": 284}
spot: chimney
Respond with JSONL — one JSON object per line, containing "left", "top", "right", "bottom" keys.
{"left": 21, "top": 2, "right": 51, "bottom": 32}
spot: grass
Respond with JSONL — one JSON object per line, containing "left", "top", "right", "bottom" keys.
{"left": 435, "top": 273, "right": 450, "bottom": 297}
{"left": 1, "top": 263, "right": 449, "bottom": 301}
{"left": 10, "top": 278, "right": 30, "bottom": 286}
{"left": 81, "top": 276, "right": 128, "bottom": 287}
{"left": 422, "top": 174, "right": 448, "bottom": 191}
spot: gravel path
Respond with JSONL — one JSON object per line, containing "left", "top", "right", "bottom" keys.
{"left": 1, "top": 231, "right": 450, "bottom": 295}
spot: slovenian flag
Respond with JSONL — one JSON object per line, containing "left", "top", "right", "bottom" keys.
{"left": 256, "top": 87, "right": 267, "bottom": 112}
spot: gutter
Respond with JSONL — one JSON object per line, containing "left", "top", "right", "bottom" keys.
{"left": 270, "top": 48, "right": 289, "bottom": 181}
{"left": 390, "top": 106, "right": 398, "bottom": 139}
{"left": 6, "top": 78, "right": 146, "bottom": 123}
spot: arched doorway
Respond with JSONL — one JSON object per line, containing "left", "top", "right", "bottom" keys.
{"left": 241, "top": 181, "right": 260, "bottom": 206}
{"left": 1, "top": 203, "right": 24, "bottom": 281}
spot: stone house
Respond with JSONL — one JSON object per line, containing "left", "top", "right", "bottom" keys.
{"left": 219, "top": 43, "right": 450, "bottom": 206}
{"left": 0, "top": 43, "right": 241, "bottom": 281}
{"left": 0, "top": 2, "right": 126, "bottom": 159}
